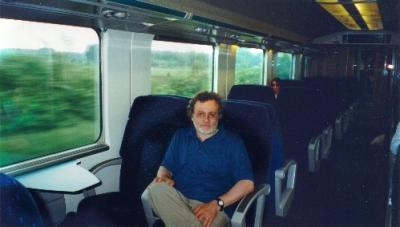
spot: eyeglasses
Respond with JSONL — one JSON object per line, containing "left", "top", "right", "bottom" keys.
{"left": 194, "top": 111, "right": 218, "bottom": 120}
{"left": 271, "top": 83, "right": 280, "bottom": 87}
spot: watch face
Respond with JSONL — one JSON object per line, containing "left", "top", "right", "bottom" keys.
{"left": 218, "top": 199, "right": 224, "bottom": 206}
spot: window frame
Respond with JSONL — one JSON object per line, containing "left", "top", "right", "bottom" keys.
{"left": 0, "top": 18, "right": 107, "bottom": 176}
{"left": 233, "top": 46, "right": 264, "bottom": 85}
{"left": 149, "top": 39, "right": 215, "bottom": 97}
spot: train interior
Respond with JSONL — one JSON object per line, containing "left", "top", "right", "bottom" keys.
{"left": 0, "top": 0, "right": 400, "bottom": 226}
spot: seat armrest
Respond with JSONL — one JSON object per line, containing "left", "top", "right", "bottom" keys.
{"left": 231, "top": 184, "right": 270, "bottom": 227}
{"left": 89, "top": 157, "right": 122, "bottom": 174}
{"left": 275, "top": 160, "right": 297, "bottom": 217}
{"left": 335, "top": 115, "right": 343, "bottom": 140}
{"left": 308, "top": 135, "right": 322, "bottom": 172}
{"left": 83, "top": 157, "right": 122, "bottom": 198}
{"left": 321, "top": 126, "right": 333, "bottom": 159}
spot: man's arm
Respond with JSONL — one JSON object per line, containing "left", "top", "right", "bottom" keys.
{"left": 193, "top": 179, "right": 254, "bottom": 227}
{"left": 219, "top": 179, "right": 254, "bottom": 207}
{"left": 150, "top": 166, "right": 175, "bottom": 186}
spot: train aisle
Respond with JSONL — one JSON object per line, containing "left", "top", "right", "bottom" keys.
{"left": 317, "top": 103, "right": 390, "bottom": 227}
{"left": 269, "top": 102, "right": 391, "bottom": 227}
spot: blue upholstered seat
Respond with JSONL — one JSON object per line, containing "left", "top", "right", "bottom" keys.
{"left": 77, "top": 95, "right": 191, "bottom": 226}
{"left": 0, "top": 173, "right": 44, "bottom": 227}
{"left": 228, "top": 84, "right": 275, "bottom": 104}
{"left": 225, "top": 90, "right": 297, "bottom": 217}
{"left": 222, "top": 99, "right": 284, "bottom": 213}
{"left": 228, "top": 84, "right": 329, "bottom": 168}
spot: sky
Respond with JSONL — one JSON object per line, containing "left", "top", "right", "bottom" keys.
{"left": 0, "top": 18, "right": 98, "bottom": 53}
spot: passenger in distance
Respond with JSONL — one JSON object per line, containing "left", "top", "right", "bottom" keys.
{"left": 270, "top": 77, "right": 281, "bottom": 100}
{"left": 146, "top": 91, "right": 254, "bottom": 227}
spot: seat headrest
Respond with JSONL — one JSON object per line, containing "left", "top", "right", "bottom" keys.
{"left": 222, "top": 100, "right": 276, "bottom": 183}
{"left": 121, "top": 95, "right": 191, "bottom": 158}
{"left": 119, "top": 95, "right": 190, "bottom": 197}
{"left": 228, "top": 85, "right": 274, "bottom": 103}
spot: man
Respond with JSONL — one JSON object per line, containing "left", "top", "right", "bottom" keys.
{"left": 147, "top": 91, "right": 254, "bottom": 227}
{"left": 270, "top": 78, "right": 281, "bottom": 100}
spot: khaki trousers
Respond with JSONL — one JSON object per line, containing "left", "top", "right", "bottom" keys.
{"left": 147, "top": 182, "right": 229, "bottom": 227}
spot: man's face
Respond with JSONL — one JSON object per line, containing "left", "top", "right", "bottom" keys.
{"left": 271, "top": 81, "right": 280, "bottom": 95}
{"left": 192, "top": 100, "right": 220, "bottom": 136}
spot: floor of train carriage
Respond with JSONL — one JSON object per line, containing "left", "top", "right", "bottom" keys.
{"left": 268, "top": 101, "right": 391, "bottom": 227}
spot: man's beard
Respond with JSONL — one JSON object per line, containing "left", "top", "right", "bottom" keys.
{"left": 192, "top": 121, "right": 218, "bottom": 136}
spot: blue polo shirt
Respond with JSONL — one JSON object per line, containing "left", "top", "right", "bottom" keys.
{"left": 161, "top": 126, "right": 254, "bottom": 204}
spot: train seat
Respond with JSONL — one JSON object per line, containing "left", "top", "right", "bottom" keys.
{"left": 77, "top": 95, "right": 191, "bottom": 226}
{"left": 228, "top": 86, "right": 297, "bottom": 217}
{"left": 0, "top": 173, "right": 44, "bottom": 227}
{"left": 228, "top": 85, "right": 324, "bottom": 173}
{"left": 279, "top": 87, "right": 329, "bottom": 172}
{"left": 228, "top": 84, "right": 275, "bottom": 104}
{"left": 222, "top": 100, "right": 296, "bottom": 218}
{"left": 77, "top": 95, "right": 273, "bottom": 226}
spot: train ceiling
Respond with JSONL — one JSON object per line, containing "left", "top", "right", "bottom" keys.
{"left": 194, "top": 0, "right": 399, "bottom": 40}
{"left": 0, "top": 0, "right": 398, "bottom": 47}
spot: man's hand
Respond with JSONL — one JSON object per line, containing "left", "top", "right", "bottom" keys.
{"left": 150, "top": 176, "right": 175, "bottom": 187}
{"left": 148, "top": 166, "right": 174, "bottom": 187}
{"left": 193, "top": 201, "right": 219, "bottom": 227}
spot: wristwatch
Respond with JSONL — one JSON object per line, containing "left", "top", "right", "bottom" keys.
{"left": 216, "top": 197, "right": 224, "bottom": 211}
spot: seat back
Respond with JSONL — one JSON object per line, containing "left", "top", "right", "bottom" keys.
{"left": 222, "top": 100, "right": 284, "bottom": 213}
{"left": 227, "top": 85, "right": 318, "bottom": 172}
{"left": 0, "top": 173, "right": 44, "bottom": 227}
{"left": 279, "top": 87, "right": 326, "bottom": 139}
{"left": 228, "top": 85, "right": 275, "bottom": 104}
{"left": 119, "top": 95, "right": 190, "bottom": 200}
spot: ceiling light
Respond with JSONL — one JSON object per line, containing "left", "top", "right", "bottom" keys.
{"left": 354, "top": 2, "right": 383, "bottom": 30}
{"left": 194, "top": 27, "right": 208, "bottom": 33}
{"left": 141, "top": 22, "right": 154, "bottom": 27}
{"left": 101, "top": 8, "right": 127, "bottom": 20}
{"left": 317, "top": 2, "right": 361, "bottom": 30}
{"left": 317, "top": 0, "right": 383, "bottom": 31}
{"left": 102, "top": 9, "right": 114, "bottom": 18}
{"left": 113, "top": 11, "right": 128, "bottom": 19}
{"left": 165, "top": 17, "right": 178, "bottom": 21}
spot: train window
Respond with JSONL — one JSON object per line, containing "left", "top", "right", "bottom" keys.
{"left": 234, "top": 47, "right": 263, "bottom": 85}
{"left": 0, "top": 19, "right": 100, "bottom": 167}
{"left": 150, "top": 40, "right": 213, "bottom": 97}
{"left": 275, "top": 52, "right": 293, "bottom": 79}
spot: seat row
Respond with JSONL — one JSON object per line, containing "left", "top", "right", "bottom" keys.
{"left": 228, "top": 76, "right": 360, "bottom": 175}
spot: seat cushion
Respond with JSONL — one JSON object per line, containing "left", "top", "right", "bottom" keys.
{"left": 77, "top": 192, "right": 146, "bottom": 227}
